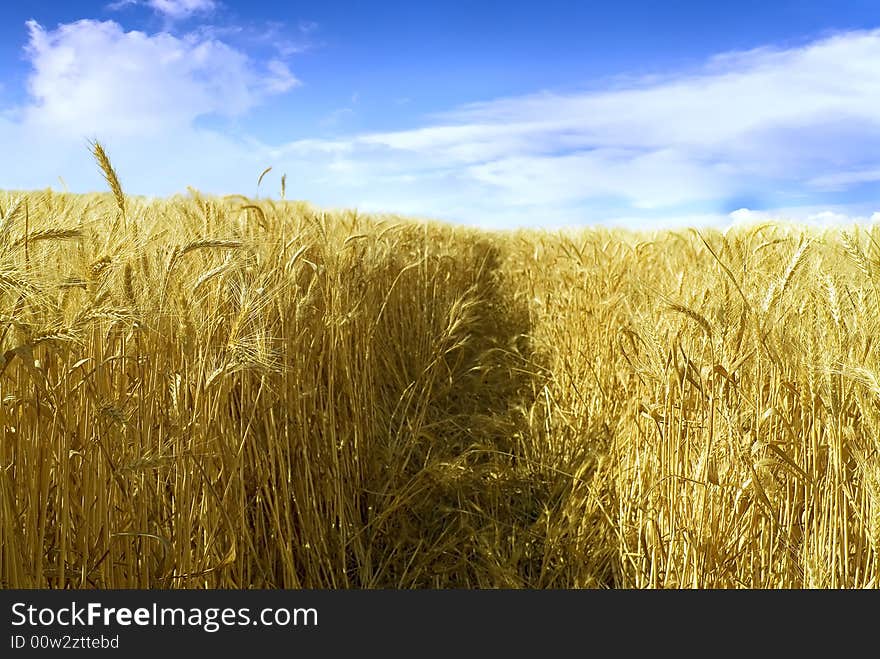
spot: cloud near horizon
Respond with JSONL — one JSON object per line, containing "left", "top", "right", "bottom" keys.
{"left": 1, "top": 17, "right": 879, "bottom": 229}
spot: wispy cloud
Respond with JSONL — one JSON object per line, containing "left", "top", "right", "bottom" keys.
{"left": 320, "top": 107, "right": 355, "bottom": 128}
{"left": 149, "top": 0, "right": 217, "bottom": 19}
{"left": 264, "top": 19, "right": 321, "bottom": 57}
{"left": 808, "top": 168, "right": 880, "bottom": 190}
{"left": 108, "top": 0, "right": 218, "bottom": 19}
{"left": 106, "top": 0, "right": 139, "bottom": 11}
{"left": 275, "top": 28, "right": 880, "bottom": 225}
{"left": 350, "top": 29, "right": 880, "bottom": 200}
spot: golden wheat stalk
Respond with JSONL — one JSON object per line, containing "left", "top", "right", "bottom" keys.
{"left": 89, "top": 140, "right": 126, "bottom": 220}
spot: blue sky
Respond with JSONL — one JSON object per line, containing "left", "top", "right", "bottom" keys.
{"left": 1, "top": 0, "right": 880, "bottom": 228}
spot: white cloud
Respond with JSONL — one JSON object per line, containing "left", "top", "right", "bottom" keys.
{"left": 808, "top": 168, "right": 880, "bottom": 190}
{"left": 464, "top": 149, "right": 727, "bottom": 209}
{"left": 728, "top": 206, "right": 879, "bottom": 228}
{"left": 21, "top": 19, "right": 297, "bottom": 139}
{"left": 149, "top": 0, "right": 216, "bottom": 18}
{"left": 359, "top": 30, "right": 880, "bottom": 182}
{"left": 107, "top": 0, "right": 217, "bottom": 19}
{"left": 106, "top": 1, "right": 139, "bottom": 11}
{"left": 326, "top": 29, "right": 880, "bottom": 221}
{"left": 728, "top": 208, "right": 775, "bottom": 224}
{"left": 260, "top": 21, "right": 321, "bottom": 56}
{"left": 150, "top": 0, "right": 217, "bottom": 19}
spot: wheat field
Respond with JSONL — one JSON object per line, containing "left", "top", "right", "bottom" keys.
{"left": 1, "top": 146, "right": 878, "bottom": 588}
